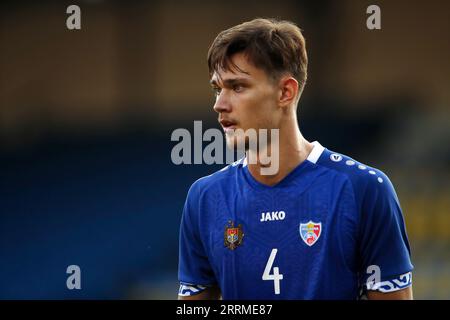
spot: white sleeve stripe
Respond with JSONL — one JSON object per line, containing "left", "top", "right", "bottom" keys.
{"left": 178, "top": 284, "right": 207, "bottom": 297}
{"left": 366, "top": 271, "right": 413, "bottom": 293}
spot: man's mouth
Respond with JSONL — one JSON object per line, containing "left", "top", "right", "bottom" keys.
{"left": 219, "top": 119, "right": 238, "bottom": 133}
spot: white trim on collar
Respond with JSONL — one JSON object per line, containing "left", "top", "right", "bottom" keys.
{"left": 242, "top": 156, "right": 248, "bottom": 167}
{"left": 306, "top": 141, "right": 325, "bottom": 164}
{"left": 241, "top": 141, "right": 324, "bottom": 167}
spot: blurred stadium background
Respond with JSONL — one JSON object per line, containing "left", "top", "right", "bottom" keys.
{"left": 0, "top": 0, "right": 449, "bottom": 299}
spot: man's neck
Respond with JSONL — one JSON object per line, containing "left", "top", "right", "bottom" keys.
{"left": 247, "top": 118, "right": 313, "bottom": 187}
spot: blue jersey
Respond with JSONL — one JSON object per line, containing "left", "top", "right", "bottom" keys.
{"left": 178, "top": 142, "right": 413, "bottom": 299}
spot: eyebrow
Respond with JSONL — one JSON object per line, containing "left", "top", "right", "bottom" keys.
{"left": 210, "top": 77, "right": 251, "bottom": 87}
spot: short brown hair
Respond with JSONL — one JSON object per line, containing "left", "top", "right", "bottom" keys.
{"left": 207, "top": 18, "right": 308, "bottom": 86}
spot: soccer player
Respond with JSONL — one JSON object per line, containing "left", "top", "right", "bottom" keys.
{"left": 178, "top": 18, "right": 413, "bottom": 299}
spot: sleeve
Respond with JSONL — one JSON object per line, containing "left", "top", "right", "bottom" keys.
{"left": 178, "top": 181, "right": 217, "bottom": 296}
{"left": 357, "top": 171, "right": 414, "bottom": 294}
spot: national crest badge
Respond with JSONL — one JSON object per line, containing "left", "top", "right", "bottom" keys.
{"left": 299, "top": 221, "right": 322, "bottom": 246}
{"left": 224, "top": 220, "right": 244, "bottom": 250}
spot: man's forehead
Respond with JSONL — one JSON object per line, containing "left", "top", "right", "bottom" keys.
{"left": 210, "top": 70, "right": 252, "bottom": 84}
{"left": 210, "top": 53, "right": 255, "bottom": 83}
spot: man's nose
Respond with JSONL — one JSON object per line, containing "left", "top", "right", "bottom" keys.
{"left": 213, "top": 91, "right": 231, "bottom": 114}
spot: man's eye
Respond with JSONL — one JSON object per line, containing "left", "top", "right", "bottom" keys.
{"left": 212, "top": 87, "right": 221, "bottom": 95}
{"left": 233, "top": 85, "right": 243, "bottom": 93}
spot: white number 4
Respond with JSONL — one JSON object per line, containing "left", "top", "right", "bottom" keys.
{"left": 262, "top": 248, "right": 284, "bottom": 294}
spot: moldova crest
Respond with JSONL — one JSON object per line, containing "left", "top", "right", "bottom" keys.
{"left": 299, "top": 221, "right": 322, "bottom": 246}
{"left": 224, "top": 220, "right": 244, "bottom": 250}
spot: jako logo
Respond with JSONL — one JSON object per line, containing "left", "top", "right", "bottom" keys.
{"left": 260, "top": 211, "right": 286, "bottom": 222}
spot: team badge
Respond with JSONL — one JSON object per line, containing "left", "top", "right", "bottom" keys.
{"left": 299, "top": 221, "right": 322, "bottom": 246}
{"left": 224, "top": 221, "right": 244, "bottom": 250}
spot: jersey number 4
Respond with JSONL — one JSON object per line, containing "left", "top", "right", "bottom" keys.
{"left": 262, "top": 248, "right": 284, "bottom": 294}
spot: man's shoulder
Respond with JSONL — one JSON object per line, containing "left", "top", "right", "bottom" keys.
{"left": 188, "top": 158, "right": 244, "bottom": 196}
{"left": 314, "top": 146, "right": 394, "bottom": 196}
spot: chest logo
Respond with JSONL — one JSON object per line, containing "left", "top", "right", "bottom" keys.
{"left": 260, "top": 211, "right": 286, "bottom": 222}
{"left": 224, "top": 221, "right": 244, "bottom": 250}
{"left": 299, "top": 221, "right": 322, "bottom": 246}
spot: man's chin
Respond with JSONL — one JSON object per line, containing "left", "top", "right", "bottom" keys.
{"left": 225, "top": 135, "right": 247, "bottom": 152}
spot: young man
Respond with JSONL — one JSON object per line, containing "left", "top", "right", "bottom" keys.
{"left": 178, "top": 18, "right": 413, "bottom": 299}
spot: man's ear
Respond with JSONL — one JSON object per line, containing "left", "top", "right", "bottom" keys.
{"left": 278, "top": 76, "right": 299, "bottom": 107}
